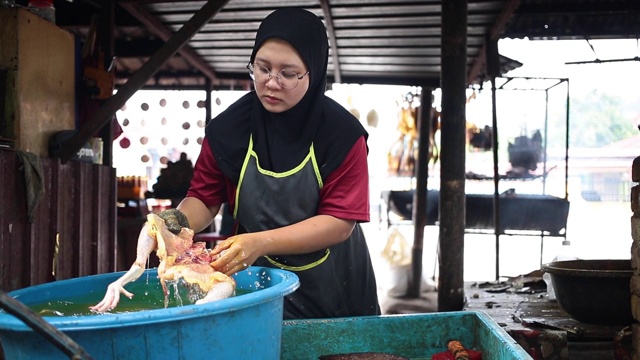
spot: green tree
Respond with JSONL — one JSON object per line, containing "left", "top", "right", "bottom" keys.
{"left": 568, "top": 90, "right": 635, "bottom": 148}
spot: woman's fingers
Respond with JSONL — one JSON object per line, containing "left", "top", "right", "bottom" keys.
{"left": 221, "top": 257, "right": 246, "bottom": 276}
{"left": 211, "top": 235, "right": 258, "bottom": 275}
{"left": 210, "top": 246, "right": 237, "bottom": 270}
{"left": 211, "top": 246, "right": 251, "bottom": 275}
{"left": 211, "top": 238, "right": 234, "bottom": 255}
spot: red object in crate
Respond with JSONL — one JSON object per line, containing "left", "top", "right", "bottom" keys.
{"left": 432, "top": 349, "right": 482, "bottom": 360}
{"left": 432, "top": 340, "right": 482, "bottom": 360}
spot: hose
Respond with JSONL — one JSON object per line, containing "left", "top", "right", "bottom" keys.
{"left": 0, "top": 289, "right": 93, "bottom": 359}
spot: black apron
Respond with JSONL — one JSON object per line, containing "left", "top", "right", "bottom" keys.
{"left": 234, "top": 136, "right": 380, "bottom": 319}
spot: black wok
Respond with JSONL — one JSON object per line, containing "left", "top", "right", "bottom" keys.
{"left": 542, "top": 259, "right": 633, "bottom": 326}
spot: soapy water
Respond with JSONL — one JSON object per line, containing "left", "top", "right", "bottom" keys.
{"left": 21, "top": 268, "right": 276, "bottom": 317}
{"left": 28, "top": 280, "right": 252, "bottom": 317}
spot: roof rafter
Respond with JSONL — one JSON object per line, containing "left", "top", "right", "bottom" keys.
{"left": 118, "top": 0, "right": 227, "bottom": 83}
{"left": 467, "top": 0, "right": 520, "bottom": 85}
{"left": 319, "top": 0, "right": 342, "bottom": 84}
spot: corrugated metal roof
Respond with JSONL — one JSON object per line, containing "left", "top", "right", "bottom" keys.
{"left": 49, "top": 0, "right": 640, "bottom": 90}
{"left": 505, "top": 0, "right": 640, "bottom": 40}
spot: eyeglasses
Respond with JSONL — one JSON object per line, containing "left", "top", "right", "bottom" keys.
{"left": 247, "top": 63, "right": 309, "bottom": 89}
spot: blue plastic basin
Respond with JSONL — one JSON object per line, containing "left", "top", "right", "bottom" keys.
{"left": 0, "top": 266, "right": 299, "bottom": 360}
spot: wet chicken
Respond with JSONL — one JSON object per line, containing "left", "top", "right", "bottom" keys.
{"left": 146, "top": 213, "right": 236, "bottom": 305}
{"left": 90, "top": 213, "right": 235, "bottom": 313}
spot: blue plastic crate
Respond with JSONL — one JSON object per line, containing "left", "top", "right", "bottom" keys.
{"left": 281, "top": 311, "right": 532, "bottom": 359}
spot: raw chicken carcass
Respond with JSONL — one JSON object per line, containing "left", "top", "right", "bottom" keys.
{"left": 146, "top": 213, "right": 236, "bottom": 305}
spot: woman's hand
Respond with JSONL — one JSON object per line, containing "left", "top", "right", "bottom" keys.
{"left": 210, "top": 234, "right": 263, "bottom": 276}
{"left": 208, "top": 215, "right": 356, "bottom": 276}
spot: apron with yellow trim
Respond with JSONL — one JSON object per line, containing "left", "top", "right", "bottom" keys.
{"left": 234, "top": 136, "right": 380, "bottom": 319}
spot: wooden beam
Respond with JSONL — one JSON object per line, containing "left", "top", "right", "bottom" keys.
{"left": 466, "top": 0, "right": 520, "bottom": 85}
{"left": 319, "top": 0, "right": 342, "bottom": 84}
{"left": 58, "top": 0, "right": 229, "bottom": 163}
{"left": 119, "top": 0, "right": 224, "bottom": 83}
{"left": 439, "top": 0, "right": 467, "bottom": 312}
{"left": 408, "top": 88, "right": 433, "bottom": 298}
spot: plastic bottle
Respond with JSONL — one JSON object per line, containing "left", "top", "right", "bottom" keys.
{"left": 543, "top": 240, "right": 577, "bottom": 300}
{"left": 27, "top": 0, "right": 55, "bottom": 23}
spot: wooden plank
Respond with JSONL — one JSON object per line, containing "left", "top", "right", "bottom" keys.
{"left": 0, "top": 152, "right": 117, "bottom": 290}
{"left": 76, "top": 162, "right": 94, "bottom": 277}
{"left": 4, "top": 151, "right": 29, "bottom": 290}
{"left": 0, "top": 151, "right": 16, "bottom": 290}
{"left": 95, "top": 165, "right": 117, "bottom": 273}
{"left": 52, "top": 160, "right": 78, "bottom": 281}
{"left": 42, "top": 160, "right": 61, "bottom": 283}
{"left": 0, "top": 151, "right": 8, "bottom": 290}
{"left": 13, "top": 152, "right": 30, "bottom": 291}
{"left": 29, "top": 158, "right": 55, "bottom": 286}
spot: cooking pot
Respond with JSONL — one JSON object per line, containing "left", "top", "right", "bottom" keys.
{"left": 542, "top": 259, "right": 633, "bottom": 326}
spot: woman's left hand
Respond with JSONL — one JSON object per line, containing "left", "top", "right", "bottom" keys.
{"left": 210, "top": 234, "right": 262, "bottom": 276}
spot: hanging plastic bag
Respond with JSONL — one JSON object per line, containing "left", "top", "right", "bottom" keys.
{"left": 381, "top": 226, "right": 411, "bottom": 267}
{"left": 380, "top": 227, "right": 413, "bottom": 297}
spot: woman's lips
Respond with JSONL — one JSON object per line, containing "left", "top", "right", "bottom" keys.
{"left": 263, "top": 95, "right": 281, "bottom": 105}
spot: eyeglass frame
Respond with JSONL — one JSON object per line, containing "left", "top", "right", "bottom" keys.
{"left": 246, "top": 63, "right": 310, "bottom": 89}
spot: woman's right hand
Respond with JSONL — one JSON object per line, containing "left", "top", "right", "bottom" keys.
{"left": 210, "top": 233, "right": 263, "bottom": 276}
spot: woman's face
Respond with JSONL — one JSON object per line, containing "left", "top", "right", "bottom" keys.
{"left": 252, "top": 38, "right": 309, "bottom": 113}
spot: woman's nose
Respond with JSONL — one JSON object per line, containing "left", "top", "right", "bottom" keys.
{"left": 264, "top": 75, "right": 282, "bottom": 89}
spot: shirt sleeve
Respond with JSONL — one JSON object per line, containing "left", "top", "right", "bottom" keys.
{"left": 186, "top": 138, "right": 229, "bottom": 207}
{"left": 317, "top": 136, "right": 370, "bottom": 222}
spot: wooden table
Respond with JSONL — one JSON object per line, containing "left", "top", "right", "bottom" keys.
{"left": 464, "top": 281, "right": 631, "bottom": 360}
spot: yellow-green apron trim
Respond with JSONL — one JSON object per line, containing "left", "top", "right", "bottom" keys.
{"left": 264, "top": 249, "right": 330, "bottom": 271}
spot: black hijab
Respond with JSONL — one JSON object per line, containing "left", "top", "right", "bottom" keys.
{"left": 206, "top": 7, "right": 367, "bottom": 183}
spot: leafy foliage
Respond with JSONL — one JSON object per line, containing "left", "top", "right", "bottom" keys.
{"left": 567, "top": 90, "right": 636, "bottom": 148}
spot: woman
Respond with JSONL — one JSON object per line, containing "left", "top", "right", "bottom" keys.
{"left": 94, "top": 7, "right": 380, "bottom": 319}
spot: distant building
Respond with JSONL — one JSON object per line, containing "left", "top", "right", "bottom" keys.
{"left": 552, "top": 135, "right": 640, "bottom": 202}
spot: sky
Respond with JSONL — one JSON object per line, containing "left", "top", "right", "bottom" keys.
{"left": 463, "top": 38, "right": 640, "bottom": 151}
{"left": 498, "top": 38, "right": 640, "bottom": 100}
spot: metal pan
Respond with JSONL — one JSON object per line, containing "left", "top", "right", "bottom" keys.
{"left": 542, "top": 259, "right": 633, "bottom": 326}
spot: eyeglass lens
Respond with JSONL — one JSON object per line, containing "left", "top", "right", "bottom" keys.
{"left": 249, "top": 64, "right": 303, "bottom": 89}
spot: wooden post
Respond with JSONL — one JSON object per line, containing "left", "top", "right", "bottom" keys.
{"left": 438, "top": 0, "right": 467, "bottom": 312}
